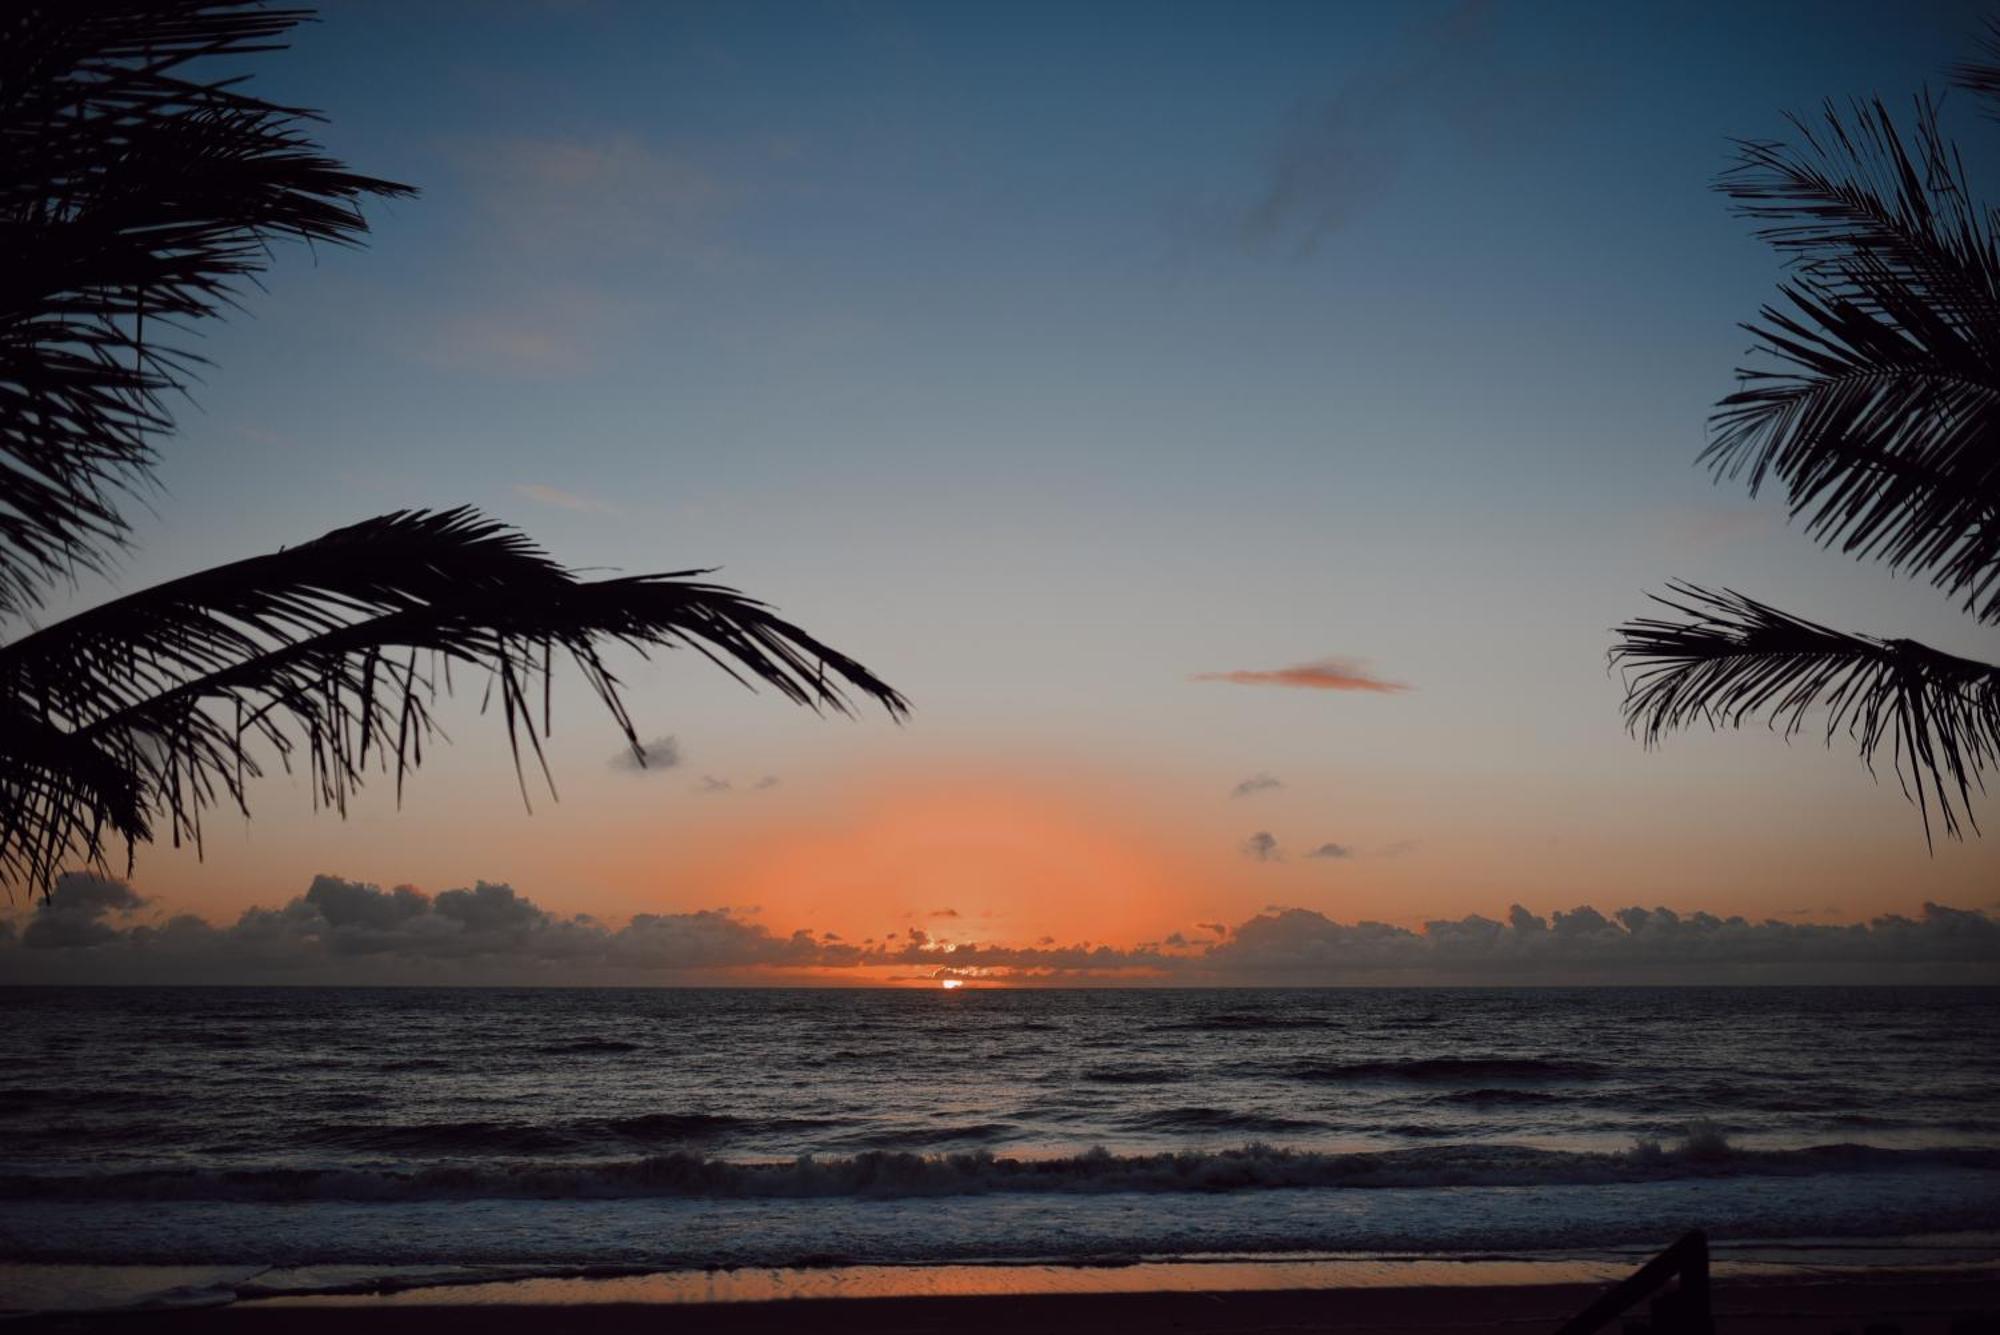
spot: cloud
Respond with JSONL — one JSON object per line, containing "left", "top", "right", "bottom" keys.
{"left": 19, "top": 873, "right": 146, "bottom": 950}
{"left": 1240, "top": 831, "right": 1283, "bottom": 862}
{"left": 1305, "top": 843, "right": 1352, "bottom": 860}
{"left": 419, "top": 133, "right": 738, "bottom": 379}
{"left": 696, "top": 775, "right": 733, "bottom": 794}
{"left": 6, "top": 875, "right": 1995, "bottom": 987}
{"left": 752, "top": 776, "right": 781, "bottom": 791}
{"left": 1198, "top": 922, "right": 1230, "bottom": 939}
{"left": 421, "top": 284, "right": 627, "bottom": 378}
{"left": 453, "top": 132, "right": 732, "bottom": 264}
{"left": 929, "top": 908, "right": 961, "bottom": 919}
{"left": 609, "top": 735, "right": 680, "bottom": 774}
{"left": 515, "top": 483, "right": 614, "bottom": 514}
{"left": 1230, "top": 773, "right": 1284, "bottom": 799}
{"left": 1193, "top": 658, "right": 1408, "bottom": 693}
{"left": 1213, "top": 0, "right": 1574, "bottom": 260}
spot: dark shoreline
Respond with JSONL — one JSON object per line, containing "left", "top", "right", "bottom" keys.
{"left": 14, "top": 1276, "right": 2000, "bottom": 1335}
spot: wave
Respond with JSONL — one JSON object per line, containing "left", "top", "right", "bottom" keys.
{"left": 1079, "top": 1065, "right": 1190, "bottom": 1085}
{"left": 1117, "top": 1106, "right": 1324, "bottom": 1134}
{"left": 599, "top": 1113, "right": 749, "bottom": 1141}
{"left": 8, "top": 1138, "right": 1995, "bottom": 1205}
{"left": 824, "top": 1122, "right": 1019, "bottom": 1150}
{"left": 300, "top": 1120, "right": 584, "bottom": 1156}
{"left": 1286, "top": 1057, "right": 1608, "bottom": 1084}
{"left": 1152, "top": 1013, "right": 1337, "bottom": 1032}
{"left": 535, "top": 1038, "right": 644, "bottom": 1056}
{"left": 292, "top": 1111, "right": 863, "bottom": 1155}
{"left": 1429, "top": 1087, "right": 1567, "bottom": 1106}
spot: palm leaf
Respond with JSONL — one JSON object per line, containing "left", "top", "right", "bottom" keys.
{"left": 0, "top": 1, "right": 413, "bottom": 617}
{"left": 0, "top": 507, "right": 909, "bottom": 898}
{"left": 1705, "top": 94, "right": 2000, "bottom": 623}
{"left": 1612, "top": 583, "right": 2000, "bottom": 844}
{"left": 1952, "top": 18, "right": 2000, "bottom": 118}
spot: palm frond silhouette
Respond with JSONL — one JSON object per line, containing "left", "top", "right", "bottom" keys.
{"left": 1612, "top": 41, "right": 2000, "bottom": 844}
{"left": 0, "top": 3, "right": 906, "bottom": 899}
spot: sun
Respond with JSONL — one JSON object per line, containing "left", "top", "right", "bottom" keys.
{"left": 939, "top": 978, "right": 964, "bottom": 990}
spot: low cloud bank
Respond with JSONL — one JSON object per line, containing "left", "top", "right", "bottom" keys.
{"left": 2, "top": 874, "right": 1995, "bottom": 985}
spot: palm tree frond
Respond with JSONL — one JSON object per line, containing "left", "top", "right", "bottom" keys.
{"left": 1705, "top": 94, "right": 2000, "bottom": 621}
{"left": 1611, "top": 583, "right": 2000, "bottom": 844}
{"left": 0, "top": 1, "right": 414, "bottom": 618}
{"left": 1952, "top": 18, "right": 2000, "bottom": 118}
{"left": 0, "top": 507, "right": 909, "bottom": 898}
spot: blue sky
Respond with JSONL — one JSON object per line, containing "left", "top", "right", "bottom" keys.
{"left": 41, "top": 0, "right": 1998, "bottom": 941}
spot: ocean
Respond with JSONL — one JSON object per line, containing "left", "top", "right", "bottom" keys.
{"left": 2, "top": 985, "right": 1997, "bottom": 1303}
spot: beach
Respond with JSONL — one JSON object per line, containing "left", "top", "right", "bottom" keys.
{"left": 12, "top": 1273, "right": 2000, "bottom": 1334}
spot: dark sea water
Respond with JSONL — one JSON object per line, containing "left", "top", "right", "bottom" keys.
{"left": 2, "top": 986, "right": 1997, "bottom": 1279}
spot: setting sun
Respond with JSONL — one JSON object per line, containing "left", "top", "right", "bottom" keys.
{"left": 939, "top": 978, "right": 964, "bottom": 990}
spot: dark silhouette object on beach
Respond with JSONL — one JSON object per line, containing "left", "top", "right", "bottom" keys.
{"left": 1612, "top": 27, "right": 2000, "bottom": 845}
{"left": 1554, "top": 1230, "right": 1712, "bottom": 1335}
{"left": 0, "top": 3, "right": 906, "bottom": 900}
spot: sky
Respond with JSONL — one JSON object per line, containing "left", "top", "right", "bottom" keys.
{"left": 5, "top": 0, "right": 1999, "bottom": 985}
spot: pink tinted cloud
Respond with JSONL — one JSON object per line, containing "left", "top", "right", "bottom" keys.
{"left": 1192, "top": 657, "right": 1409, "bottom": 693}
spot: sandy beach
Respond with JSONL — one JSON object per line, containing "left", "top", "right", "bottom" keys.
{"left": 9, "top": 1275, "right": 1997, "bottom": 1335}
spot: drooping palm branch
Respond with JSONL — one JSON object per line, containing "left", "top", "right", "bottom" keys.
{"left": 1613, "top": 584, "right": 2000, "bottom": 843}
{"left": 0, "top": 507, "right": 909, "bottom": 897}
{"left": 1613, "top": 34, "right": 2000, "bottom": 842}
{"left": 0, "top": 1, "right": 415, "bottom": 617}
{"left": 0, "top": 4, "right": 910, "bottom": 901}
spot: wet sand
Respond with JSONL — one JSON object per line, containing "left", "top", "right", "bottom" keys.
{"left": 15, "top": 1276, "right": 1999, "bottom": 1335}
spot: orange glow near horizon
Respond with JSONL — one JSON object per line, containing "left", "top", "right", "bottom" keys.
{"left": 681, "top": 773, "right": 1208, "bottom": 952}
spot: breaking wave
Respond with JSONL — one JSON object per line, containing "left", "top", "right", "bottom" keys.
{"left": 7, "top": 1138, "right": 1995, "bottom": 1205}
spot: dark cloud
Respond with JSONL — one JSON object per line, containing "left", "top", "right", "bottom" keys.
{"left": 608, "top": 735, "right": 680, "bottom": 773}
{"left": 695, "top": 775, "right": 732, "bottom": 794}
{"left": 1198, "top": 922, "right": 1230, "bottom": 939}
{"left": 19, "top": 873, "right": 147, "bottom": 950}
{"left": 1230, "top": 773, "right": 1283, "bottom": 799}
{"left": 752, "top": 776, "right": 781, "bottom": 791}
{"left": 1305, "top": 842, "right": 1352, "bottom": 860}
{"left": 1193, "top": 658, "right": 1408, "bottom": 693}
{"left": 1240, "top": 831, "right": 1283, "bottom": 862}
{"left": 1203, "top": 903, "right": 2000, "bottom": 983}
{"left": 5, "top": 877, "right": 1994, "bottom": 987}
{"left": 929, "top": 908, "right": 961, "bottom": 919}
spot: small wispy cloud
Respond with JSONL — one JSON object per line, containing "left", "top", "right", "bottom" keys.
{"left": 696, "top": 775, "right": 733, "bottom": 794}
{"left": 1194, "top": 658, "right": 1409, "bottom": 693}
{"left": 515, "top": 483, "right": 615, "bottom": 514}
{"left": 1240, "top": 831, "right": 1283, "bottom": 862}
{"left": 930, "top": 908, "right": 960, "bottom": 919}
{"left": 609, "top": 735, "right": 680, "bottom": 774}
{"left": 1231, "top": 773, "right": 1284, "bottom": 799}
{"left": 752, "top": 775, "right": 781, "bottom": 791}
{"left": 453, "top": 132, "right": 731, "bottom": 263}
{"left": 1305, "top": 842, "right": 1352, "bottom": 860}
{"left": 1206, "top": 0, "right": 1574, "bottom": 262}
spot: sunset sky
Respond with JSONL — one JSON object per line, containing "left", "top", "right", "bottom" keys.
{"left": 7, "top": 0, "right": 1998, "bottom": 984}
